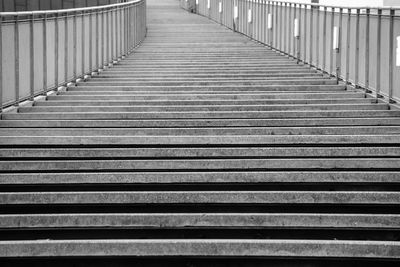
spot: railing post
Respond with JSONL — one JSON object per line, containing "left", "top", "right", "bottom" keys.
{"left": 310, "top": 3, "right": 313, "bottom": 66}
{"left": 73, "top": 12, "right": 77, "bottom": 81}
{"left": 294, "top": 4, "right": 300, "bottom": 64}
{"left": 354, "top": 8, "right": 360, "bottom": 88}
{"left": 322, "top": 6, "right": 326, "bottom": 72}
{"left": 364, "top": 8, "right": 370, "bottom": 92}
{"left": 303, "top": 4, "right": 307, "bottom": 63}
{"left": 316, "top": 5, "right": 320, "bottom": 69}
{"left": 14, "top": 15, "right": 19, "bottom": 106}
{"left": 376, "top": 9, "right": 382, "bottom": 99}
{"left": 329, "top": 6, "right": 334, "bottom": 75}
{"left": 81, "top": 10, "right": 85, "bottom": 76}
{"left": 268, "top": 1, "right": 272, "bottom": 47}
{"left": 0, "top": 15, "right": 2, "bottom": 114}
{"left": 345, "top": 8, "right": 351, "bottom": 85}
{"left": 288, "top": 3, "right": 292, "bottom": 56}
{"left": 335, "top": 8, "right": 342, "bottom": 83}
{"left": 30, "top": 13, "right": 35, "bottom": 100}
{"left": 388, "top": 8, "right": 395, "bottom": 103}
{"left": 55, "top": 12, "right": 59, "bottom": 88}
{"left": 89, "top": 10, "right": 93, "bottom": 72}
{"left": 65, "top": 11, "right": 69, "bottom": 83}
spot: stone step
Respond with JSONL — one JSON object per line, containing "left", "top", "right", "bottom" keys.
{"left": 1, "top": 172, "right": 399, "bottom": 185}
{"left": 3, "top": 126, "right": 400, "bottom": 136}
{"left": 1, "top": 147, "right": 400, "bottom": 158}
{"left": 2, "top": 118, "right": 399, "bottom": 128}
{"left": 19, "top": 104, "right": 389, "bottom": 113}
{"left": 0, "top": 239, "right": 398, "bottom": 258}
{"left": 0, "top": 213, "right": 398, "bottom": 229}
{"left": 5, "top": 110, "right": 400, "bottom": 120}
{"left": 45, "top": 92, "right": 363, "bottom": 101}
{"left": 80, "top": 80, "right": 337, "bottom": 86}
{"left": 1, "top": 135, "right": 399, "bottom": 145}
{"left": 94, "top": 73, "right": 323, "bottom": 79}
{"left": 0, "top": 191, "right": 399, "bottom": 205}
{"left": 33, "top": 98, "right": 374, "bottom": 106}
{"left": 70, "top": 85, "right": 346, "bottom": 92}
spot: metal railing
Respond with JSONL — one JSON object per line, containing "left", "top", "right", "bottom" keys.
{"left": 1, "top": 0, "right": 129, "bottom": 12}
{"left": 181, "top": 0, "right": 400, "bottom": 104}
{"left": 0, "top": 0, "right": 146, "bottom": 112}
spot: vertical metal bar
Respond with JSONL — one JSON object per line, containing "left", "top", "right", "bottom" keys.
{"left": 96, "top": 10, "right": 99, "bottom": 69}
{"left": 316, "top": 5, "right": 320, "bottom": 69}
{"left": 64, "top": 12, "right": 69, "bottom": 83}
{"left": 73, "top": 12, "right": 77, "bottom": 79}
{"left": 275, "top": 1, "right": 278, "bottom": 48}
{"left": 14, "top": 15, "right": 19, "bottom": 105}
{"left": 288, "top": 3, "right": 292, "bottom": 56}
{"left": 336, "top": 8, "right": 343, "bottom": 83}
{"left": 43, "top": 14, "right": 48, "bottom": 93}
{"left": 303, "top": 4, "right": 307, "bottom": 63}
{"left": 284, "top": 3, "right": 288, "bottom": 54}
{"left": 329, "top": 7, "right": 334, "bottom": 75}
{"left": 364, "top": 8, "right": 370, "bottom": 92}
{"left": 89, "top": 10, "right": 93, "bottom": 72}
{"left": 55, "top": 13, "right": 59, "bottom": 88}
{"left": 106, "top": 8, "right": 110, "bottom": 63}
{"left": 101, "top": 9, "right": 105, "bottom": 65}
{"left": 295, "top": 4, "right": 300, "bottom": 64}
{"left": 354, "top": 8, "right": 360, "bottom": 87}
{"left": 345, "top": 8, "right": 351, "bottom": 84}
{"left": 309, "top": 4, "right": 313, "bottom": 66}
{"left": 111, "top": 8, "right": 114, "bottom": 61}
{"left": 376, "top": 9, "right": 382, "bottom": 98}
{"left": 0, "top": 15, "right": 2, "bottom": 113}
{"left": 268, "top": 1, "right": 272, "bottom": 47}
{"left": 279, "top": 2, "right": 283, "bottom": 51}
{"left": 82, "top": 11, "right": 86, "bottom": 75}
{"left": 388, "top": 9, "right": 394, "bottom": 103}
{"left": 120, "top": 7, "right": 123, "bottom": 57}
{"left": 322, "top": 7, "right": 327, "bottom": 71}
{"left": 30, "top": 14, "right": 35, "bottom": 100}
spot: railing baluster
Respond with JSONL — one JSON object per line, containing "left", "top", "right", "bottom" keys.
{"left": 329, "top": 7, "right": 334, "bottom": 75}
{"left": 0, "top": 15, "right": 2, "bottom": 113}
{"left": 14, "top": 15, "right": 19, "bottom": 105}
{"left": 73, "top": 12, "right": 77, "bottom": 80}
{"left": 316, "top": 5, "right": 320, "bottom": 69}
{"left": 309, "top": 4, "right": 313, "bottom": 66}
{"left": 364, "top": 8, "right": 370, "bottom": 92}
{"left": 388, "top": 8, "right": 395, "bottom": 103}
{"left": 322, "top": 6, "right": 326, "bottom": 72}
{"left": 81, "top": 10, "right": 85, "bottom": 75}
{"left": 303, "top": 4, "right": 306, "bottom": 63}
{"left": 30, "top": 13, "right": 34, "bottom": 100}
{"left": 376, "top": 9, "right": 382, "bottom": 99}
{"left": 65, "top": 11, "right": 69, "bottom": 83}
{"left": 345, "top": 8, "right": 351, "bottom": 84}
{"left": 55, "top": 12, "right": 59, "bottom": 88}
{"left": 354, "top": 8, "right": 360, "bottom": 87}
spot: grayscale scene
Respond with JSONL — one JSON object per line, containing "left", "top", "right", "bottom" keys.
{"left": 0, "top": 0, "right": 399, "bottom": 266}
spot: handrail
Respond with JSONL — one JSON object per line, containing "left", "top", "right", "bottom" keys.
{"left": 181, "top": 0, "right": 400, "bottom": 104}
{"left": 0, "top": 1, "right": 136, "bottom": 17}
{"left": 245, "top": 0, "right": 400, "bottom": 10}
{"left": 0, "top": 0, "right": 147, "bottom": 113}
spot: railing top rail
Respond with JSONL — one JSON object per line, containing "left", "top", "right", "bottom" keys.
{"left": 0, "top": 0, "right": 141, "bottom": 17}
{"left": 248, "top": 0, "right": 400, "bottom": 11}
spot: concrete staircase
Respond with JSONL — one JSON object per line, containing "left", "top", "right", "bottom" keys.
{"left": 0, "top": 0, "right": 399, "bottom": 265}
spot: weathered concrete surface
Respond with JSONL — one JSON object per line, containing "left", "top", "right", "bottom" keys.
{"left": 1, "top": 213, "right": 399, "bottom": 229}
{"left": 0, "top": 172, "right": 399, "bottom": 185}
{"left": 0, "top": 240, "right": 399, "bottom": 258}
{"left": 0, "top": 0, "right": 399, "bottom": 262}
